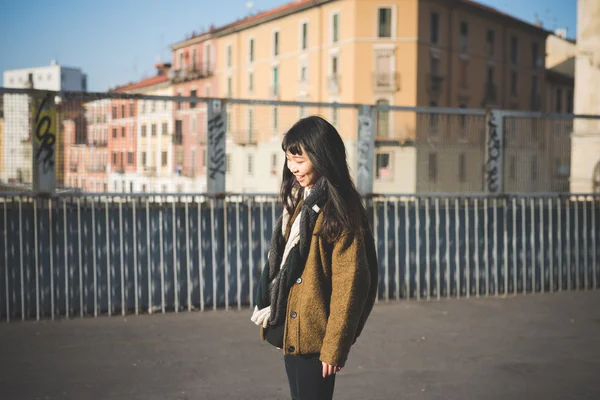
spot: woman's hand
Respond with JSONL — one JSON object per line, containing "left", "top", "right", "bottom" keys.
{"left": 322, "top": 361, "right": 342, "bottom": 378}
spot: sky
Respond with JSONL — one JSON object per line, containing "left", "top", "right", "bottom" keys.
{"left": 0, "top": 0, "right": 577, "bottom": 92}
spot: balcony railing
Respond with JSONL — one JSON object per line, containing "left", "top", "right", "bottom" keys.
{"left": 172, "top": 133, "right": 183, "bottom": 145}
{"left": 87, "top": 165, "right": 107, "bottom": 173}
{"left": 373, "top": 72, "right": 400, "bottom": 92}
{"left": 426, "top": 74, "right": 444, "bottom": 95}
{"left": 328, "top": 75, "right": 340, "bottom": 95}
{"left": 168, "top": 63, "right": 214, "bottom": 83}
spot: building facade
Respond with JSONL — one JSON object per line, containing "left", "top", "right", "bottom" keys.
{"left": 208, "top": 0, "right": 551, "bottom": 193}
{"left": 572, "top": 0, "right": 600, "bottom": 193}
{"left": 2, "top": 61, "right": 87, "bottom": 186}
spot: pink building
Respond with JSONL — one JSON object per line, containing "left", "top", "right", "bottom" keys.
{"left": 170, "top": 30, "right": 219, "bottom": 179}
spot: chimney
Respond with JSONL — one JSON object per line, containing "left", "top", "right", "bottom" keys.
{"left": 154, "top": 62, "right": 172, "bottom": 76}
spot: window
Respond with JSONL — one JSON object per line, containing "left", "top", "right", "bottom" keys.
{"left": 556, "top": 88, "right": 563, "bottom": 113}
{"left": 430, "top": 12, "right": 439, "bottom": 44}
{"left": 459, "top": 22, "right": 468, "bottom": 51}
{"left": 510, "top": 36, "right": 518, "bottom": 64}
{"left": 190, "top": 89, "right": 197, "bottom": 108}
{"left": 486, "top": 30, "right": 495, "bottom": 56}
{"left": 272, "top": 106, "right": 279, "bottom": 136}
{"left": 141, "top": 125, "right": 147, "bottom": 137}
{"left": 112, "top": 106, "right": 117, "bottom": 119}
{"left": 192, "top": 48, "right": 197, "bottom": 71}
{"left": 248, "top": 107, "right": 254, "bottom": 142}
{"left": 376, "top": 153, "right": 391, "bottom": 179}
{"left": 128, "top": 152, "right": 134, "bottom": 165}
{"left": 376, "top": 99, "right": 390, "bottom": 138}
{"left": 300, "top": 106, "right": 307, "bottom": 118}
{"left": 429, "top": 101, "right": 438, "bottom": 133}
{"left": 162, "top": 152, "right": 168, "bottom": 167}
{"left": 141, "top": 101, "right": 146, "bottom": 114}
{"left": 459, "top": 104, "right": 467, "bottom": 131}
{"left": 112, "top": 152, "right": 118, "bottom": 165}
{"left": 248, "top": 71, "right": 254, "bottom": 93}
{"left": 458, "top": 153, "right": 466, "bottom": 182}
{"left": 151, "top": 124, "right": 157, "bottom": 137}
{"left": 331, "top": 104, "right": 339, "bottom": 127}
{"left": 142, "top": 152, "right": 147, "bottom": 166}
{"left": 509, "top": 156, "right": 516, "bottom": 181}
{"left": 459, "top": 59, "right": 468, "bottom": 88}
{"left": 532, "top": 42, "right": 540, "bottom": 68}
{"left": 227, "top": 77, "right": 232, "bottom": 97}
{"left": 487, "top": 66, "right": 494, "bottom": 84}
{"left": 112, "top": 128, "right": 117, "bottom": 138}
{"left": 129, "top": 103, "right": 134, "bottom": 117}
{"left": 162, "top": 122, "right": 168, "bottom": 136}
{"left": 227, "top": 44, "right": 232, "bottom": 68}
{"left": 593, "top": 162, "right": 600, "bottom": 193}
{"left": 272, "top": 67, "right": 279, "bottom": 96}
{"left": 378, "top": 8, "right": 392, "bottom": 38}
{"left": 121, "top": 105, "right": 125, "bottom": 118}
{"left": 301, "top": 22, "right": 308, "bottom": 50}
{"left": 247, "top": 154, "right": 254, "bottom": 175}
{"left": 273, "top": 31, "right": 280, "bottom": 56}
{"left": 271, "top": 153, "right": 278, "bottom": 171}
{"left": 531, "top": 155, "right": 538, "bottom": 181}
{"left": 121, "top": 127, "right": 126, "bottom": 138}
{"left": 531, "top": 75, "right": 539, "bottom": 109}
{"left": 510, "top": 71, "right": 518, "bottom": 96}
{"left": 300, "top": 63, "right": 308, "bottom": 83}
{"left": 566, "top": 90, "right": 573, "bottom": 113}
{"left": 428, "top": 153, "right": 438, "bottom": 182}
{"left": 249, "top": 38, "right": 255, "bottom": 63}
{"left": 332, "top": 13, "right": 339, "bottom": 43}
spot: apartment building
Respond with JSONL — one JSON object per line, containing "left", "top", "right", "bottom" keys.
{"left": 201, "top": 0, "right": 552, "bottom": 193}
{"left": 169, "top": 31, "right": 219, "bottom": 191}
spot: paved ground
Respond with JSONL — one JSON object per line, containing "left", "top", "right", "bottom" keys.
{"left": 1, "top": 291, "right": 599, "bottom": 400}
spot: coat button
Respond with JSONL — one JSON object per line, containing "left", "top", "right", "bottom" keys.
{"left": 288, "top": 346, "right": 295, "bottom": 352}
{"left": 296, "top": 277, "right": 302, "bottom": 284}
{"left": 290, "top": 312, "right": 297, "bottom": 318}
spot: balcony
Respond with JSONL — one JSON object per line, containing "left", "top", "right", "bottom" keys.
{"left": 328, "top": 75, "right": 340, "bottom": 95}
{"left": 426, "top": 74, "right": 444, "bottom": 96}
{"left": 172, "top": 133, "right": 183, "bottom": 145}
{"left": 143, "top": 166, "right": 157, "bottom": 177}
{"left": 373, "top": 72, "right": 400, "bottom": 92}
{"left": 89, "top": 139, "right": 108, "bottom": 147}
{"left": 168, "top": 63, "right": 214, "bottom": 83}
{"left": 87, "top": 165, "right": 107, "bottom": 173}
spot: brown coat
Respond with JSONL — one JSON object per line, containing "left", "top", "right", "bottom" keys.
{"left": 260, "top": 202, "right": 379, "bottom": 367}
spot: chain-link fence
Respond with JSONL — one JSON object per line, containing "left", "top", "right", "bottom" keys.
{"left": 1, "top": 89, "right": 599, "bottom": 195}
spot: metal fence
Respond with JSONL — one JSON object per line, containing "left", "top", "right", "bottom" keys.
{"left": 1, "top": 193, "right": 598, "bottom": 322}
{"left": 3, "top": 88, "right": 599, "bottom": 196}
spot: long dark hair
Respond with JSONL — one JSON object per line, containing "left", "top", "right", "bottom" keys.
{"left": 281, "top": 116, "right": 368, "bottom": 242}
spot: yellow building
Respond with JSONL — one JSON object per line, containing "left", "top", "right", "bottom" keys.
{"left": 207, "top": 0, "right": 551, "bottom": 193}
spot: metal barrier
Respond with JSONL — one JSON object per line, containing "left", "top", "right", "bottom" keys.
{"left": 4, "top": 88, "right": 599, "bottom": 196}
{"left": 1, "top": 193, "right": 598, "bottom": 322}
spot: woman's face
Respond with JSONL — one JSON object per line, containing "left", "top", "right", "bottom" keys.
{"left": 285, "top": 147, "right": 320, "bottom": 188}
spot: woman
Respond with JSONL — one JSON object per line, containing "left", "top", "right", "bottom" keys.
{"left": 251, "top": 116, "right": 379, "bottom": 399}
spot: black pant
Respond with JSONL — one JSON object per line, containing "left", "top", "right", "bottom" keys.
{"left": 284, "top": 353, "right": 336, "bottom": 400}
